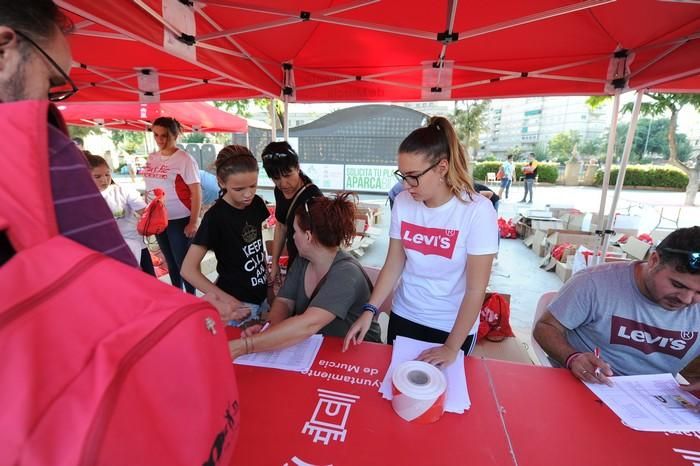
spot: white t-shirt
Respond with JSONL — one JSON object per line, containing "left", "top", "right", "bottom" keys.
{"left": 101, "top": 184, "right": 147, "bottom": 261}
{"left": 389, "top": 190, "right": 498, "bottom": 334}
{"left": 142, "top": 149, "right": 200, "bottom": 220}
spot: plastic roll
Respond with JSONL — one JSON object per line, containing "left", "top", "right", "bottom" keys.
{"left": 391, "top": 360, "right": 446, "bottom": 423}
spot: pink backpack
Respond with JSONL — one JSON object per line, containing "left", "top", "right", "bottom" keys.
{"left": 0, "top": 101, "right": 239, "bottom": 466}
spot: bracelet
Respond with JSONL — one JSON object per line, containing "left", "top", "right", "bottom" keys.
{"left": 361, "top": 303, "right": 379, "bottom": 320}
{"left": 250, "top": 335, "right": 255, "bottom": 354}
{"left": 565, "top": 351, "right": 583, "bottom": 369}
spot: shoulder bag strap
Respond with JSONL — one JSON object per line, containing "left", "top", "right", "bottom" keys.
{"left": 284, "top": 183, "right": 314, "bottom": 226}
{"left": 308, "top": 256, "right": 373, "bottom": 303}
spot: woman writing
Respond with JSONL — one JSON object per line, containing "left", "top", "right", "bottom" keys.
{"left": 343, "top": 116, "right": 498, "bottom": 367}
{"left": 142, "top": 117, "right": 202, "bottom": 293}
{"left": 230, "top": 193, "right": 381, "bottom": 359}
{"left": 261, "top": 141, "right": 322, "bottom": 285}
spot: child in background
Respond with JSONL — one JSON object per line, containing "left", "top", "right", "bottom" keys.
{"left": 181, "top": 145, "right": 270, "bottom": 326}
{"left": 87, "top": 154, "right": 154, "bottom": 275}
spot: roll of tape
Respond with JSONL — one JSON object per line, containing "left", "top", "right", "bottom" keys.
{"left": 391, "top": 360, "right": 446, "bottom": 423}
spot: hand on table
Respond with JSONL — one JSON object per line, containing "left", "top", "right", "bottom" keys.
{"left": 681, "top": 381, "right": 700, "bottom": 412}
{"left": 569, "top": 352, "right": 613, "bottom": 386}
{"left": 342, "top": 312, "right": 373, "bottom": 352}
{"left": 203, "top": 293, "right": 251, "bottom": 322}
{"left": 417, "top": 344, "right": 459, "bottom": 368}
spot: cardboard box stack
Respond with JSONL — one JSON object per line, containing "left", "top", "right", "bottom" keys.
{"left": 519, "top": 207, "right": 650, "bottom": 283}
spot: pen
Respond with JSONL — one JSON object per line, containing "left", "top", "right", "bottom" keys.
{"left": 593, "top": 347, "right": 602, "bottom": 377}
{"left": 260, "top": 321, "right": 271, "bottom": 333}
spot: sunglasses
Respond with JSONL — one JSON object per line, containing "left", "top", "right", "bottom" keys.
{"left": 15, "top": 30, "right": 78, "bottom": 102}
{"left": 262, "top": 152, "right": 292, "bottom": 161}
{"left": 660, "top": 248, "right": 700, "bottom": 271}
{"left": 393, "top": 160, "right": 441, "bottom": 188}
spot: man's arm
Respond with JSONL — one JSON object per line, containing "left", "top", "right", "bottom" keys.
{"left": 534, "top": 310, "right": 613, "bottom": 385}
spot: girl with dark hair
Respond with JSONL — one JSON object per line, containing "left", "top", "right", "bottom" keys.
{"left": 181, "top": 145, "right": 270, "bottom": 326}
{"left": 261, "top": 141, "right": 322, "bottom": 283}
{"left": 142, "top": 116, "right": 202, "bottom": 294}
{"left": 86, "top": 154, "right": 155, "bottom": 276}
{"left": 344, "top": 116, "right": 498, "bottom": 366}
{"left": 229, "top": 193, "right": 381, "bottom": 359}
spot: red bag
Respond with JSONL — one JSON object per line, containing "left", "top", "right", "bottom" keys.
{"left": 137, "top": 188, "right": 168, "bottom": 236}
{"left": 0, "top": 101, "right": 239, "bottom": 466}
{"left": 498, "top": 217, "right": 518, "bottom": 239}
{"left": 496, "top": 167, "right": 505, "bottom": 181}
{"left": 478, "top": 293, "right": 516, "bottom": 342}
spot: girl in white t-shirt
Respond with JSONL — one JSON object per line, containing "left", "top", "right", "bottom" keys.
{"left": 142, "top": 117, "right": 202, "bottom": 294}
{"left": 344, "top": 116, "right": 498, "bottom": 366}
{"left": 87, "top": 154, "right": 153, "bottom": 274}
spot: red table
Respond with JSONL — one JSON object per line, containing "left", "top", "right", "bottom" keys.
{"left": 229, "top": 334, "right": 700, "bottom": 466}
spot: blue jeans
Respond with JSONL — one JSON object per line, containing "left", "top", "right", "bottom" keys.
{"left": 522, "top": 179, "right": 534, "bottom": 202}
{"left": 156, "top": 216, "right": 195, "bottom": 294}
{"left": 499, "top": 177, "right": 512, "bottom": 198}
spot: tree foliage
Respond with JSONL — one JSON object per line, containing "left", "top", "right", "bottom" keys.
{"left": 547, "top": 130, "right": 581, "bottom": 163}
{"left": 450, "top": 100, "right": 490, "bottom": 157}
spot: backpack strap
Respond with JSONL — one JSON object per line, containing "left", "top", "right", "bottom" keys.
{"left": 0, "top": 100, "right": 58, "bottom": 251}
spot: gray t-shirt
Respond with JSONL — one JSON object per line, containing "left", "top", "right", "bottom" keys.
{"left": 278, "top": 250, "right": 382, "bottom": 342}
{"left": 549, "top": 261, "right": 700, "bottom": 376}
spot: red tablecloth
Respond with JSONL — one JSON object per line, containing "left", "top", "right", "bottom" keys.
{"left": 228, "top": 332, "right": 700, "bottom": 466}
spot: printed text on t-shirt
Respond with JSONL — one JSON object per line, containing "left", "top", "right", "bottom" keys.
{"left": 400, "top": 221, "right": 459, "bottom": 259}
{"left": 610, "top": 316, "right": 697, "bottom": 358}
{"left": 141, "top": 164, "right": 168, "bottom": 180}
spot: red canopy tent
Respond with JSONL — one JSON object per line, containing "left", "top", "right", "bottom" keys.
{"left": 57, "top": 101, "right": 248, "bottom": 133}
{"left": 55, "top": 0, "right": 700, "bottom": 103}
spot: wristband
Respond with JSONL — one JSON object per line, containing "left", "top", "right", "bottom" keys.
{"left": 361, "top": 303, "right": 379, "bottom": 320}
{"left": 565, "top": 351, "right": 583, "bottom": 369}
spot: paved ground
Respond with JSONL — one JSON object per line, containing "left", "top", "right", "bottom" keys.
{"left": 117, "top": 174, "right": 698, "bottom": 344}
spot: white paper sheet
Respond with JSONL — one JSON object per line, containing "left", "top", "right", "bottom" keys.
{"left": 379, "top": 336, "right": 471, "bottom": 414}
{"left": 234, "top": 334, "right": 323, "bottom": 372}
{"left": 584, "top": 373, "right": 700, "bottom": 432}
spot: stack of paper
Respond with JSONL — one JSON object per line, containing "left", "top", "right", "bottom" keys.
{"left": 584, "top": 373, "right": 700, "bottom": 432}
{"left": 379, "top": 336, "right": 471, "bottom": 414}
{"left": 234, "top": 334, "right": 323, "bottom": 372}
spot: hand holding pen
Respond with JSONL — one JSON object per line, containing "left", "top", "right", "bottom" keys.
{"left": 567, "top": 347, "right": 614, "bottom": 386}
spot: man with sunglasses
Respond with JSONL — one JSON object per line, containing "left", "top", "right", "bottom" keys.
{"left": 0, "top": 1, "right": 135, "bottom": 267}
{"left": 534, "top": 226, "right": 700, "bottom": 393}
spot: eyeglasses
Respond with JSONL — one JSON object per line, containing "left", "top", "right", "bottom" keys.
{"left": 14, "top": 30, "right": 78, "bottom": 102}
{"left": 393, "top": 160, "right": 441, "bottom": 187}
{"left": 659, "top": 248, "right": 700, "bottom": 271}
{"left": 262, "top": 152, "right": 291, "bottom": 161}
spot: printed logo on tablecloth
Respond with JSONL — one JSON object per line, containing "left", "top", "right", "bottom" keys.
{"left": 302, "top": 389, "right": 359, "bottom": 445}
{"left": 283, "top": 457, "right": 333, "bottom": 466}
{"left": 610, "top": 316, "right": 697, "bottom": 358}
{"left": 672, "top": 448, "right": 700, "bottom": 465}
{"left": 400, "top": 221, "right": 459, "bottom": 259}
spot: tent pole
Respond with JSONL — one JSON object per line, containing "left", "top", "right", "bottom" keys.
{"left": 599, "top": 90, "right": 644, "bottom": 263}
{"left": 269, "top": 98, "right": 277, "bottom": 141}
{"left": 592, "top": 91, "right": 621, "bottom": 265}
{"left": 283, "top": 100, "right": 289, "bottom": 141}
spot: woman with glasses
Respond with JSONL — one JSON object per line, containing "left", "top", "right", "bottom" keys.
{"left": 142, "top": 117, "right": 202, "bottom": 294}
{"left": 343, "top": 116, "right": 498, "bottom": 367}
{"left": 261, "top": 141, "right": 322, "bottom": 285}
{"left": 229, "top": 193, "right": 381, "bottom": 359}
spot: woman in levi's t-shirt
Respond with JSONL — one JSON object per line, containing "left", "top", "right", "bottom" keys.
{"left": 344, "top": 116, "right": 498, "bottom": 367}
{"left": 143, "top": 117, "right": 202, "bottom": 294}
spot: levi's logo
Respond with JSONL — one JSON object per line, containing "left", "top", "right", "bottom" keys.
{"left": 401, "top": 221, "right": 458, "bottom": 259}
{"left": 610, "top": 316, "right": 697, "bottom": 359}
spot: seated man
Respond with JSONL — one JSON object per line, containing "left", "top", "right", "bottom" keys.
{"left": 534, "top": 226, "right": 700, "bottom": 388}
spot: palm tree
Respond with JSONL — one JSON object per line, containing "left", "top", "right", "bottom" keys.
{"left": 450, "top": 100, "right": 490, "bottom": 159}
{"left": 588, "top": 93, "right": 700, "bottom": 206}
